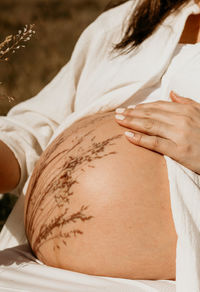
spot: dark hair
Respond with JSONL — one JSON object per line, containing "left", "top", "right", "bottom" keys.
{"left": 105, "top": 0, "right": 190, "bottom": 54}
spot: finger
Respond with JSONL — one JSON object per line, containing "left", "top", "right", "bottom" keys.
{"left": 170, "top": 91, "right": 197, "bottom": 104}
{"left": 116, "top": 101, "right": 183, "bottom": 117}
{"left": 124, "top": 131, "right": 177, "bottom": 158}
{"left": 116, "top": 100, "right": 200, "bottom": 122}
{"left": 169, "top": 91, "right": 200, "bottom": 118}
{"left": 115, "top": 115, "right": 177, "bottom": 140}
{"left": 120, "top": 107, "right": 180, "bottom": 126}
{"left": 128, "top": 100, "right": 185, "bottom": 114}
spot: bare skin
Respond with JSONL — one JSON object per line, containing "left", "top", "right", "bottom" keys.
{"left": 179, "top": 13, "right": 200, "bottom": 44}
{"left": 24, "top": 111, "right": 177, "bottom": 281}
{"left": 0, "top": 140, "right": 21, "bottom": 193}
{"left": 2, "top": 3, "right": 200, "bottom": 282}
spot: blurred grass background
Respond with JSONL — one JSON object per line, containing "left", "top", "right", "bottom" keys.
{"left": 0, "top": 0, "right": 110, "bottom": 231}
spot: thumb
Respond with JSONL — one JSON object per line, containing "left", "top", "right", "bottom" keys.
{"left": 170, "top": 91, "right": 195, "bottom": 104}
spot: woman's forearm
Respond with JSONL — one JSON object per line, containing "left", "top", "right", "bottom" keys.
{"left": 0, "top": 140, "right": 21, "bottom": 193}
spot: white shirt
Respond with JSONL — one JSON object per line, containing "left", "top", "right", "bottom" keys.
{"left": 1, "top": 1, "right": 200, "bottom": 291}
{"left": 0, "top": 0, "right": 198, "bottom": 195}
{"left": 122, "top": 42, "right": 200, "bottom": 107}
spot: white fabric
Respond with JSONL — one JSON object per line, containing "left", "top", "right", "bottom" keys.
{"left": 0, "top": 245, "right": 175, "bottom": 292}
{"left": 1, "top": 0, "right": 200, "bottom": 291}
{"left": 121, "top": 44, "right": 193, "bottom": 108}
{"left": 121, "top": 42, "right": 200, "bottom": 107}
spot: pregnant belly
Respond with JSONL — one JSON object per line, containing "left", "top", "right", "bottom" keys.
{"left": 24, "top": 111, "right": 177, "bottom": 280}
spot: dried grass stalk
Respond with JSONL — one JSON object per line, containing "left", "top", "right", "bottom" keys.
{"left": 0, "top": 24, "right": 35, "bottom": 103}
{"left": 0, "top": 24, "right": 35, "bottom": 62}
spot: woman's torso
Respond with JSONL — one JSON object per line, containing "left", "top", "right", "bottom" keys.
{"left": 24, "top": 111, "right": 177, "bottom": 280}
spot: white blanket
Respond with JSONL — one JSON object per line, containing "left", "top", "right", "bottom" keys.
{"left": 1, "top": 1, "right": 200, "bottom": 291}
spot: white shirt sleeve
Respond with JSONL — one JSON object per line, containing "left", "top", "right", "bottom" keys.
{"left": 0, "top": 21, "right": 95, "bottom": 196}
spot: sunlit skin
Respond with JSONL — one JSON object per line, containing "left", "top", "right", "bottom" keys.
{"left": 25, "top": 111, "right": 177, "bottom": 281}
{"left": 24, "top": 4, "right": 200, "bottom": 282}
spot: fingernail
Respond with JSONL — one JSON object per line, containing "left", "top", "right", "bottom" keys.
{"left": 115, "top": 108, "right": 125, "bottom": 114}
{"left": 125, "top": 131, "right": 135, "bottom": 138}
{"left": 127, "top": 105, "right": 136, "bottom": 109}
{"left": 115, "top": 114, "right": 125, "bottom": 121}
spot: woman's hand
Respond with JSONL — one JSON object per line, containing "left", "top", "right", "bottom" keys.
{"left": 115, "top": 91, "right": 200, "bottom": 174}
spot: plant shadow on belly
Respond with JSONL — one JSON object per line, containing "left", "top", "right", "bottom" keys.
{"left": 25, "top": 113, "right": 123, "bottom": 258}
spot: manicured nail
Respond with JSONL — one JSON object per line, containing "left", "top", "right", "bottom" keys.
{"left": 127, "top": 105, "right": 136, "bottom": 109}
{"left": 125, "top": 131, "right": 135, "bottom": 138}
{"left": 115, "top": 108, "right": 125, "bottom": 114}
{"left": 115, "top": 114, "right": 125, "bottom": 121}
